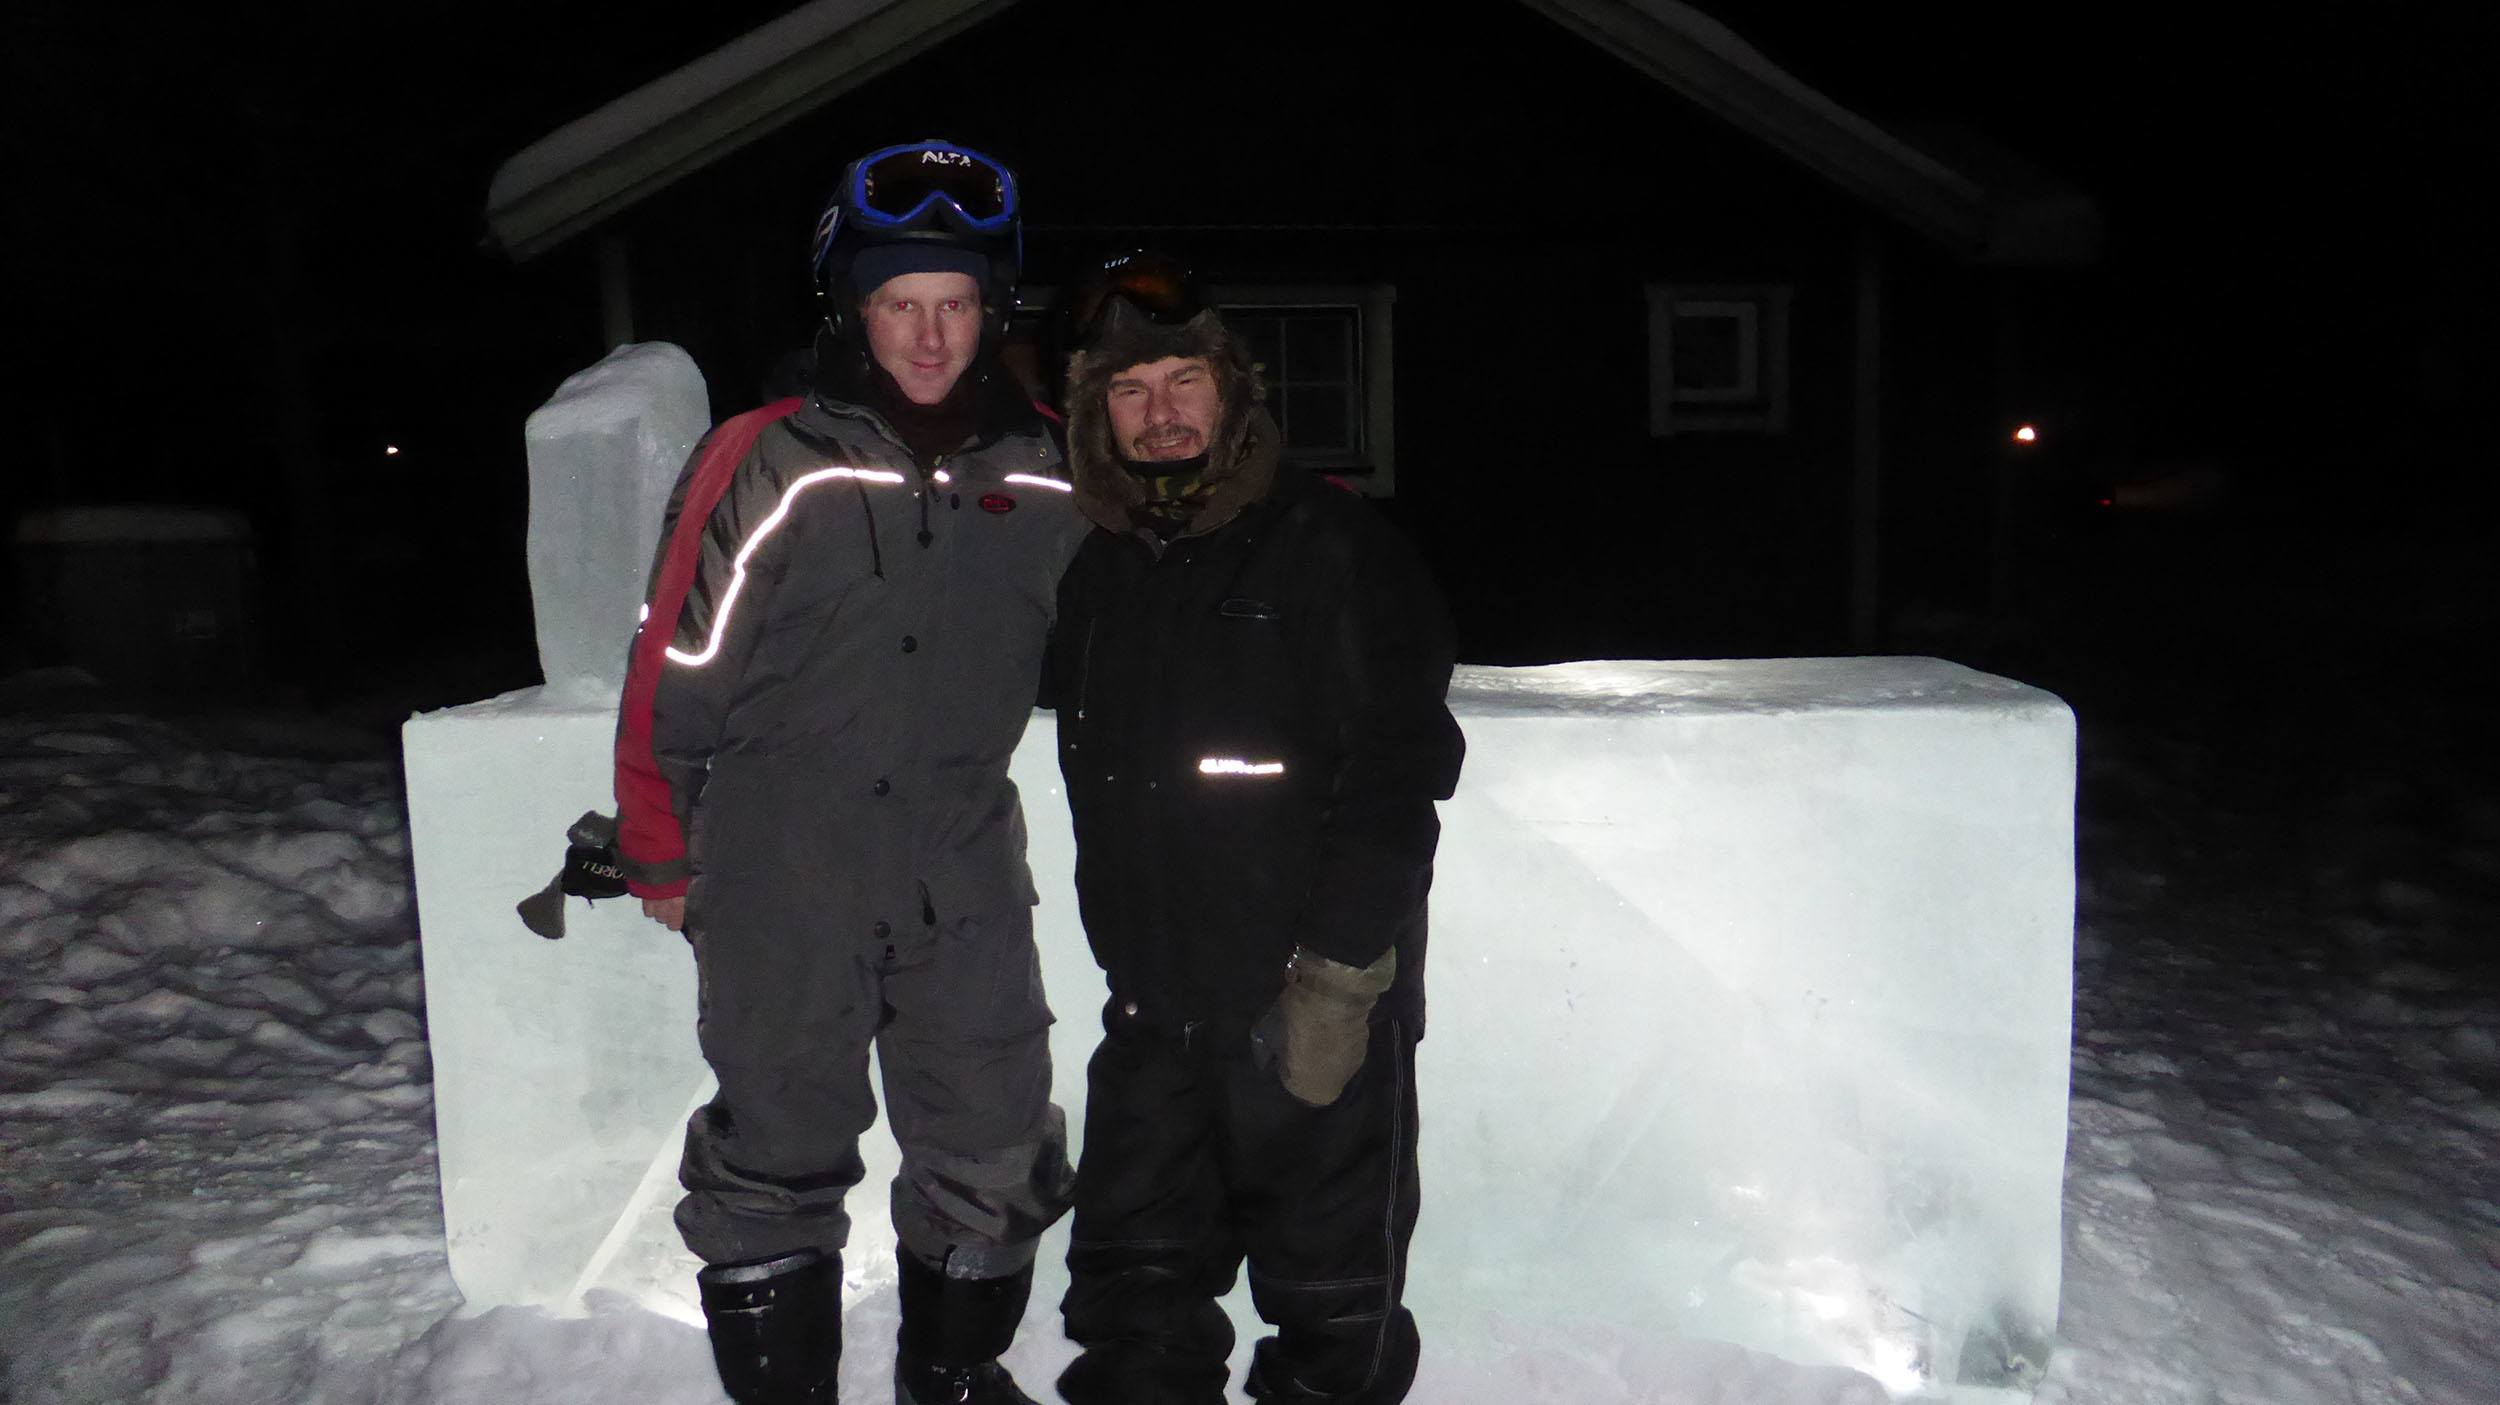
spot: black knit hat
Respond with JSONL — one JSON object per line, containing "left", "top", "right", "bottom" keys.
{"left": 849, "top": 243, "right": 990, "bottom": 301}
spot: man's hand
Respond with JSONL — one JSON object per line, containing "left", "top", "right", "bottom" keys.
{"left": 642, "top": 896, "right": 686, "bottom": 932}
{"left": 1250, "top": 947, "right": 1397, "bottom": 1106}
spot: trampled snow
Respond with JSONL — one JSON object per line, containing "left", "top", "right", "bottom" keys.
{"left": 522, "top": 342, "right": 708, "bottom": 701}
{"left": 4, "top": 698, "right": 2497, "bottom": 1403}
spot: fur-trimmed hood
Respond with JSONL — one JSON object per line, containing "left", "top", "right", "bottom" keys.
{"left": 1064, "top": 302, "right": 1279, "bottom": 539}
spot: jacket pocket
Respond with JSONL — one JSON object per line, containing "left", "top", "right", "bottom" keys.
{"left": 1218, "top": 596, "right": 1282, "bottom": 621}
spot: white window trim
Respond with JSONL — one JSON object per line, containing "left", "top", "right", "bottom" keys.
{"left": 1647, "top": 283, "right": 1792, "bottom": 436}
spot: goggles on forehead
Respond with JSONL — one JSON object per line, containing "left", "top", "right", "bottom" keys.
{"left": 1067, "top": 249, "right": 1207, "bottom": 352}
{"left": 846, "top": 140, "right": 1017, "bottom": 231}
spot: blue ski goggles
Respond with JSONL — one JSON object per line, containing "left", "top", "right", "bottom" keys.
{"left": 836, "top": 140, "right": 1016, "bottom": 233}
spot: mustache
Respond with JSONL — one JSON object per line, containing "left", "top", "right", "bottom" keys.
{"left": 1137, "top": 423, "right": 1204, "bottom": 448}
{"left": 1130, "top": 425, "right": 1205, "bottom": 460}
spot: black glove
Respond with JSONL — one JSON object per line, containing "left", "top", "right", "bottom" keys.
{"left": 515, "top": 812, "right": 631, "bottom": 940}
{"left": 1249, "top": 947, "right": 1396, "bottom": 1106}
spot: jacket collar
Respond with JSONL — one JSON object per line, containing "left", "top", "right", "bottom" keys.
{"left": 808, "top": 331, "right": 1047, "bottom": 467}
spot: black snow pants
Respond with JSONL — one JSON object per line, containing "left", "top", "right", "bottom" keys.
{"left": 1057, "top": 998, "right": 1421, "bottom": 1405}
{"left": 675, "top": 906, "right": 1073, "bottom": 1276}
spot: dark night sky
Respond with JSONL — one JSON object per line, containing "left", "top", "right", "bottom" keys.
{"left": 15, "top": 2, "right": 2492, "bottom": 436}
{"left": 1735, "top": 3, "right": 2500, "bottom": 454}
{"left": 6, "top": 1, "right": 2496, "bottom": 697}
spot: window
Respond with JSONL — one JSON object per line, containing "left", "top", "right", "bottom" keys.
{"left": 1224, "top": 308, "right": 1358, "bottom": 458}
{"left": 1213, "top": 284, "right": 1398, "bottom": 496}
{"left": 1647, "top": 284, "right": 1791, "bottom": 435}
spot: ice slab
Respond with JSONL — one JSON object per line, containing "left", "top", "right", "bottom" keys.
{"left": 522, "top": 343, "right": 708, "bottom": 702}
{"left": 402, "top": 657, "right": 2072, "bottom": 1401}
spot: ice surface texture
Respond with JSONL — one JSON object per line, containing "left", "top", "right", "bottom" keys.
{"left": 400, "top": 657, "right": 2073, "bottom": 1402}
{"left": 1430, "top": 660, "right": 2074, "bottom": 1401}
{"left": 521, "top": 343, "right": 708, "bottom": 702}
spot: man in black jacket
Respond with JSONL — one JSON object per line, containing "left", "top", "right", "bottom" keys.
{"left": 1045, "top": 253, "right": 1464, "bottom": 1405}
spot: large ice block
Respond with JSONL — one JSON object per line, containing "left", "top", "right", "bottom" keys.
{"left": 522, "top": 343, "right": 708, "bottom": 701}
{"left": 402, "top": 658, "right": 2072, "bottom": 1401}
{"left": 1424, "top": 661, "right": 2074, "bottom": 1401}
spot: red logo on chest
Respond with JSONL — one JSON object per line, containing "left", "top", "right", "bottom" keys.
{"left": 979, "top": 493, "right": 1016, "bottom": 514}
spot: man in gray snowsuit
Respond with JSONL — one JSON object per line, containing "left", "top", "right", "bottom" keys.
{"left": 615, "top": 140, "right": 1083, "bottom": 1405}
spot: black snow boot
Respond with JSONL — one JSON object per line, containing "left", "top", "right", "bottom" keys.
{"left": 697, "top": 1248, "right": 841, "bottom": 1405}
{"left": 893, "top": 1252, "right": 1039, "bottom": 1404}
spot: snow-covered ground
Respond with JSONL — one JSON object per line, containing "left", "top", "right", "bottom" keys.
{"left": 3, "top": 687, "right": 2495, "bottom": 1404}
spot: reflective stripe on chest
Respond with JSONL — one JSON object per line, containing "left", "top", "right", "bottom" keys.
{"left": 663, "top": 466, "right": 907, "bottom": 666}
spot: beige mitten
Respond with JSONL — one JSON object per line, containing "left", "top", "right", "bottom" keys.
{"left": 1253, "top": 947, "right": 1397, "bottom": 1106}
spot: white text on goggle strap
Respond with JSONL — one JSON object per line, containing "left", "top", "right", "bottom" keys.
{"left": 1199, "top": 758, "right": 1286, "bottom": 777}
{"left": 663, "top": 467, "right": 909, "bottom": 666}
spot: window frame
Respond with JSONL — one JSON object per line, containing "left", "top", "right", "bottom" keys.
{"left": 1208, "top": 283, "right": 1398, "bottom": 496}
{"left": 1646, "top": 283, "right": 1792, "bottom": 436}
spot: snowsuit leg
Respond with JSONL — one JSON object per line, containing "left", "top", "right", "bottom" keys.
{"left": 1058, "top": 1007, "right": 1244, "bottom": 1405}
{"left": 875, "top": 905, "right": 1074, "bottom": 1277}
{"left": 675, "top": 921, "right": 883, "bottom": 1265}
{"left": 674, "top": 906, "right": 1070, "bottom": 1271}
{"left": 1237, "top": 1016, "right": 1420, "bottom": 1404}
{"left": 1060, "top": 1003, "right": 1421, "bottom": 1405}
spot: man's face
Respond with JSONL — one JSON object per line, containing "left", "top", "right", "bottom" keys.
{"left": 859, "top": 271, "right": 984, "bottom": 405}
{"left": 1105, "top": 356, "right": 1223, "bottom": 462}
